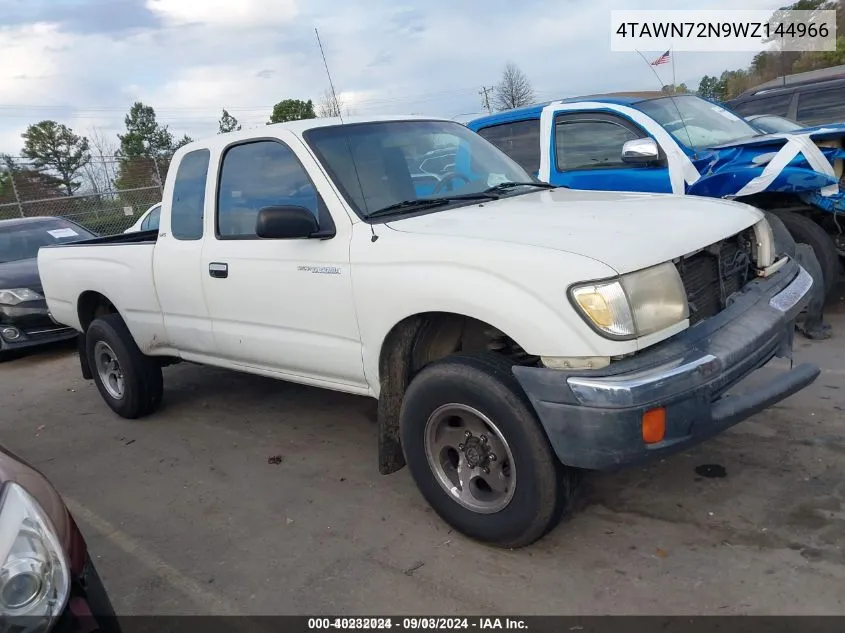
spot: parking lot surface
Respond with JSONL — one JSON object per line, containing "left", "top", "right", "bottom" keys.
{"left": 2, "top": 300, "right": 845, "bottom": 616}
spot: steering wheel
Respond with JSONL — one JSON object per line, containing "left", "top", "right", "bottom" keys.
{"left": 433, "top": 171, "right": 472, "bottom": 194}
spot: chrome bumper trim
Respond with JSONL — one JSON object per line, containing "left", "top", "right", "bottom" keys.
{"left": 567, "top": 354, "right": 721, "bottom": 409}
{"left": 566, "top": 264, "right": 813, "bottom": 410}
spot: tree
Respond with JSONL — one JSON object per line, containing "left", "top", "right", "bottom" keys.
{"left": 82, "top": 127, "right": 119, "bottom": 196}
{"left": 20, "top": 121, "right": 90, "bottom": 195}
{"left": 0, "top": 154, "right": 73, "bottom": 214}
{"left": 0, "top": 154, "right": 15, "bottom": 205}
{"left": 316, "top": 90, "right": 344, "bottom": 118}
{"left": 118, "top": 102, "right": 176, "bottom": 159}
{"left": 115, "top": 102, "right": 180, "bottom": 192}
{"left": 173, "top": 134, "right": 193, "bottom": 149}
{"left": 493, "top": 62, "right": 535, "bottom": 111}
{"left": 218, "top": 109, "right": 242, "bottom": 133}
{"left": 697, "top": 75, "right": 723, "bottom": 100}
{"left": 268, "top": 99, "right": 316, "bottom": 124}
{"left": 661, "top": 83, "right": 691, "bottom": 94}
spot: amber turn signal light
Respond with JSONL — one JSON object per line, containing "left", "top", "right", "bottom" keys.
{"left": 642, "top": 407, "right": 666, "bottom": 444}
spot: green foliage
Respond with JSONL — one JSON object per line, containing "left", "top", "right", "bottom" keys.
{"left": 696, "top": 74, "right": 724, "bottom": 100}
{"left": 218, "top": 109, "right": 242, "bottom": 133}
{"left": 268, "top": 99, "right": 316, "bottom": 124}
{"left": 698, "top": 0, "right": 845, "bottom": 100}
{"left": 20, "top": 120, "right": 90, "bottom": 195}
{"left": 115, "top": 102, "right": 188, "bottom": 192}
{"left": 661, "top": 83, "right": 691, "bottom": 94}
{"left": 118, "top": 102, "right": 175, "bottom": 158}
{"left": 173, "top": 134, "right": 193, "bottom": 149}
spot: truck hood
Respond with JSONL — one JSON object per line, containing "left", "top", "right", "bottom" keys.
{"left": 709, "top": 122, "right": 845, "bottom": 149}
{"left": 689, "top": 124, "right": 845, "bottom": 208}
{"left": 385, "top": 188, "right": 762, "bottom": 274}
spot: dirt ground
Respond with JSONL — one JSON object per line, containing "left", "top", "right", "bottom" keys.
{"left": 1, "top": 299, "right": 844, "bottom": 616}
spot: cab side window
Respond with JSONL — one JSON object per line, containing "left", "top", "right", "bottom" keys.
{"left": 476, "top": 119, "right": 541, "bottom": 173}
{"left": 171, "top": 150, "right": 210, "bottom": 241}
{"left": 217, "top": 140, "right": 322, "bottom": 239}
{"left": 554, "top": 114, "right": 644, "bottom": 171}
{"left": 797, "top": 87, "right": 845, "bottom": 126}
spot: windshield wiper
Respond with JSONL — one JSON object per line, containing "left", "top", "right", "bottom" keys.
{"left": 366, "top": 185, "right": 553, "bottom": 220}
{"left": 366, "top": 198, "right": 454, "bottom": 219}
{"left": 482, "top": 181, "right": 558, "bottom": 194}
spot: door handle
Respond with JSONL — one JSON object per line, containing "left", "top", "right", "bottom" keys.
{"left": 209, "top": 262, "right": 228, "bottom": 278}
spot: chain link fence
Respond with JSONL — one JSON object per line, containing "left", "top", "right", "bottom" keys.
{"left": 0, "top": 155, "right": 173, "bottom": 236}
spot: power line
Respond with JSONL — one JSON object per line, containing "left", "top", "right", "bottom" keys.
{"left": 0, "top": 87, "right": 480, "bottom": 114}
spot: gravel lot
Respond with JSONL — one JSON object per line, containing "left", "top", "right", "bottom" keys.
{"left": 2, "top": 298, "right": 844, "bottom": 616}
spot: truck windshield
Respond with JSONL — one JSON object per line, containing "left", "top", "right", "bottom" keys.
{"left": 0, "top": 219, "right": 95, "bottom": 263}
{"left": 636, "top": 95, "right": 760, "bottom": 150}
{"left": 304, "top": 120, "right": 535, "bottom": 219}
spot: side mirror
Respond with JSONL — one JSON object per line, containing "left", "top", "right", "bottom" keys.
{"left": 255, "top": 206, "right": 319, "bottom": 239}
{"left": 621, "top": 138, "right": 662, "bottom": 165}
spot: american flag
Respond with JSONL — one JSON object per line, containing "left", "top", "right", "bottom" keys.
{"left": 651, "top": 50, "right": 671, "bottom": 66}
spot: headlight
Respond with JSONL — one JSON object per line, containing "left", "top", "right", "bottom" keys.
{"left": 0, "top": 289, "right": 43, "bottom": 306}
{"left": 0, "top": 483, "right": 70, "bottom": 629}
{"left": 569, "top": 262, "right": 689, "bottom": 340}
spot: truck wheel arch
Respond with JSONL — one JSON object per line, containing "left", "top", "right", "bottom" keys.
{"left": 375, "top": 312, "right": 538, "bottom": 476}
{"left": 77, "top": 291, "right": 120, "bottom": 333}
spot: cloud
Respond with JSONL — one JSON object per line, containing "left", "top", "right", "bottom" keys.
{"left": 145, "top": 0, "right": 298, "bottom": 27}
{"left": 0, "top": 0, "right": 790, "bottom": 155}
{"left": 1, "top": 0, "right": 160, "bottom": 34}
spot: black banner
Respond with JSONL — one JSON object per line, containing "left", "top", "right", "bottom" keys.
{"left": 47, "top": 615, "right": 845, "bottom": 633}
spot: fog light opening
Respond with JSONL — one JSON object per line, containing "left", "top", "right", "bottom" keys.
{"left": 1, "top": 327, "right": 21, "bottom": 341}
{"left": 642, "top": 407, "right": 666, "bottom": 444}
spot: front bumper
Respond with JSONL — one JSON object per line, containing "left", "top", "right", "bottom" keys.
{"left": 0, "top": 303, "right": 77, "bottom": 352}
{"left": 513, "top": 259, "right": 820, "bottom": 471}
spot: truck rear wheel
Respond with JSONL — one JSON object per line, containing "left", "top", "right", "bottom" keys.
{"left": 85, "top": 314, "right": 163, "bottom": 419}
{"left": 399, "top": 352, "right": 575, "bottom": 548}
{"left": 771, "top": 209, "right": 839, "bottom": 298}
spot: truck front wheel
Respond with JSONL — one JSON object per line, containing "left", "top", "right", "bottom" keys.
{"left": 85, "top": 314, "right": 163, "bottom": 419}
{"left": 770, "top": 209, "right": 839, "bottom": 298}
{"left": 399, "top": 352, "right": 576, "bottom": 548}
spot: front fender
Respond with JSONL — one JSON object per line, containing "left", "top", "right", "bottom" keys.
{"left": 352, "top": 234, "right": 644, "bottom": 396}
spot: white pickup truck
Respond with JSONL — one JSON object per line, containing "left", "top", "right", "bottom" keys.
{"left": 38, "top": 115, "right": 819, "bottom": 548}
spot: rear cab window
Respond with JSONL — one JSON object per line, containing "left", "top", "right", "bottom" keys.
{"left": 171, "top": 150, "right": 210, "bottom": 241}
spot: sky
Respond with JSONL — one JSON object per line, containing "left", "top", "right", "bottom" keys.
{"left": 0, "top": 0, "right": 787, "bottom": 156}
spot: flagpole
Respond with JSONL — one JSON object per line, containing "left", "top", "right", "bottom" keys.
{"left": 671, "top": 46, "right": 676, "bottom": 92}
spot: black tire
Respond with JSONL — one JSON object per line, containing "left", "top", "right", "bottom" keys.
{"left": 85, "top": 314, "right": 163, "bottom": 419}
{"left": 771, "top": 209, "right": 839, "bottom": 298}
{"left": 399, "top": 352, "right": 576, "bottom": 548}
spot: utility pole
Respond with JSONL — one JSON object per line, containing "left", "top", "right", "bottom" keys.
{"left": 479, "top": 86, "right": 493, "bottom": 114}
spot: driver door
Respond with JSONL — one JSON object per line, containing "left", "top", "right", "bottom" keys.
{"left": 200, "top": 136, "right": 366, "bottom": 388}
{"left": 550, "top": 112, "right": 672, "bottom": 193}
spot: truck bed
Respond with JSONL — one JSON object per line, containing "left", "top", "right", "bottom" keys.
{"left": 36, "top": 230, "right": 163, "bottom": 340}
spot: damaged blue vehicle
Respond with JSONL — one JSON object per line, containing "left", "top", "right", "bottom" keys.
{"left": 467, "top": 92, "right": 845, "bottom": 301}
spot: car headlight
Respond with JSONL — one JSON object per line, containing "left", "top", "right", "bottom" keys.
{"left": 0, "top": 483, "right": 70, "bottom": 629}
{"left": 569, "top": 262, "right": 689, "bottom": 340}
{"left": 0, "top": 289, "right": 43, "bottom": 306}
